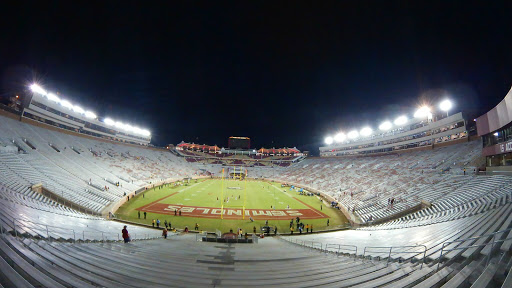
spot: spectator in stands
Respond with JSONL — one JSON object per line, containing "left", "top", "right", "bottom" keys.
{"left": 327, "top": 219, "right": 330, "bottom": 226}
{"left": 144, "top": 211, "right": 147, "bottom": 219}
{"left": 164, "top": 220, "right": 168, "bottom": 229}
{"left": 162, "top": 228, "right": 168, "bottom": 239}
{"left": 156, "top": 219, "right": 160, "bottom": 228}
{"left": 306, "top": 224, "right": 309, "bottom": 233}
{"left": 310, "top": 224, "right": 313, "bottom": 233}
{"left": 152, "top": 219, "right": 155, "bottom": 227}
{"left": 122, "top": 226, "right": 130, "bottom": 243}
{"left": 184, "top": 226, "right": 189, "bottom": 233}
{"left": 290, "top": 226, "right": 294, "bottom": 234}
{"left": 195, "top": 223, "right": 199, "bottom": 230}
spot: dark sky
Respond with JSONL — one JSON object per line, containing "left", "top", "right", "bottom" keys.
{"left": 2, "top": 1, "right": 512, "bottom": 154}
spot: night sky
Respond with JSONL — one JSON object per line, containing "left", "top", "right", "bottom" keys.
{"left": 2, "top": 1, "right": 512, "bottom": 154}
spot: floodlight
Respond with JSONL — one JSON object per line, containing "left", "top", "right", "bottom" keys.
{"left": 142, "top": 130, "right": 151, "bottom": 136}
{"left": 347, "top": 130, "right": 359, "bottom": 139}
{"left": 104, "top": 118, "right": 115, "bottom": 126}
{"left": 84, "top": 111, "right": 97, "bottom": 119}
{"left": 115, "top": 121, "right": 125, "bottom": 129}
{"left": 73, "top": 105, "right": 85, "bottom": 114}
{"left": 379, "top": 121, "right": 392, "bottom": 131}
{"left": 360, "top": 127, "right": 372, "bottom": 137}
{"left": 334, "top": 133, "right": 346, "bottom": 143}
{"left": 46, "top": 93, "right": 60, "bottom": 103}
{"left": 30, "top": 84, "right": 47, "bottom": 95}
{"left": 394, "top": 116, "right": 408, "bottom": 126}
{"left": 439, "top": 99, "right": 453, "bottom": 112}
{"left": 133, "top": 127, "right": 142, "bottom": 134}
{"left": 414, "top": 106, "right": 431, "bottom": 118}
{"left": 324, "top": 136, "right": 334, "bottom": 145}
{"left": 494, "top": 132, "right": 499, "bottom": 137}
{"left": 60, "top": 100, "right": 73, "bottom": 109}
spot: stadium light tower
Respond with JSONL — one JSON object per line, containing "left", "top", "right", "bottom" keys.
{"left": 347, "top": 130, "right": 359, "bottom": 139}
{"left": 324, "top": 136, "right": 334, "bottom": 145}
{"left": 379, "top": 121, "right": 392, "bottom": 131}
{"left": 360, "top": 127, "right": 372, "bottom": 137}
{"left": 30, "top": 83, "right": 47, "bottom": 95}
{"left": 414, "top": 106, "right": 431, "bottom": 119}
{"left": 439, "top": 99, "right": 453, "bottom": 116}
{"left": 394, "top": 116, "right": 408, "bottom": 126}
{"left": 334, "top": 133, "right": 346, "bottom": 143}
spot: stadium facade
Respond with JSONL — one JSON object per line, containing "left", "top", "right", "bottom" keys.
{"left": 319, "top": 112, "right": 469, "bottom": 157}
{"left": 477, "top": 85, "right": 512, "bottom": 171}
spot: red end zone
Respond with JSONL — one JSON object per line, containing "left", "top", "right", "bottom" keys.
{"left": 136, "top": 197, "right": 328, "bottom": 220}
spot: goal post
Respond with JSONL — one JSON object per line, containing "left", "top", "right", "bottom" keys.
{"left": 220, "top": 168, "right": 225, "bottom": 219}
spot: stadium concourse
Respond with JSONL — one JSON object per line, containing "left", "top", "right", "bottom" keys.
{"left": 1, "top": 110, "right": 512, "bottom": 287}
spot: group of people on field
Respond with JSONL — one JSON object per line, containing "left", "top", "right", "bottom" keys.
{"left": 289, "top": 217, "right": 313, "bottom": 234}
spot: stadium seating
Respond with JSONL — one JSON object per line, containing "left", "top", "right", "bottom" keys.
{"left": 0, "top": 114, "right": 198, "bottom": 214}
{"left": 1, "top": 112, "right": 512, "bottom": 287}
{"left": 250, "top": 140, "right": 485, "bottom": 224}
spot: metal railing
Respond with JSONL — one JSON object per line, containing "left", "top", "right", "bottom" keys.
{"left": 324, "top": 243, "right": 358, "bottom": 258}
{"left": 363, "top": 245, "right": 427, "bottom": 269}
{"left": 280, "top": 237, "right": 424, "bottom": 267}
{"left": 11, "top": 217, "right": 155, "bottom": 242}
{"left": 302, "top": 240, "right": 322, "bottom": 251}
{"left": 436, "top": 227, "right": 512, "bottom": 271}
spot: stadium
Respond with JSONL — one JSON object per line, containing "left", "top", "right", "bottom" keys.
{"left": 2, "top": 2, "right": 512, "bottom": 288}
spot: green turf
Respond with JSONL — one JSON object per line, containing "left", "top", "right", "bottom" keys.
{"left": 115, "top": 179, "right": 349, "bottom": 233}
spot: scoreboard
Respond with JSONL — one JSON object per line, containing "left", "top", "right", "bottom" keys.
{"left": 228, "top": 137, "right": 251, "bottom": 149}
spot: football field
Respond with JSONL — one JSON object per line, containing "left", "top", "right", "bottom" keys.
{"left": 116, "top": 179, "right": 349, "bottom": 233}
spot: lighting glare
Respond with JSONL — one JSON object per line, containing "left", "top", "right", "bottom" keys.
{"left": 46, "top": 93, "right": 60, "bottom": 103}
{"left": 347, "top": 130, "right": 359, "bottom": 139}
{"left": 379, "top": 121, "right": 392, "bottom": 131}
{"left": 84, "top": 111, "right": 97, "bottom": 119}
{"left": 394, "top": 116, "right": 408, "bottom": 126}
{"left": 360, "top": 127, "right": 372, "bottom": 137}
{"left": 439, "top": 99, "right": 453, "bottom": 112}
{"left": 324, "top": 136, "right": 334, "bottom": 145}
{"left": 414, "top": 106, "right": 431, "bottom": 118}
{"left": 104, "top": 118, "right": 115, "bottom": 126}
{"left": 30, "top": 84, "right": 47, "bottom": 95}
{"left": 334, "top": 133, "right": 346, "bottom": 143}
{"left": 60, "top": 100, "right": 73, "bottom": 109}
{"left": 73, "top": 105, "right": 85, "bottom": 114}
